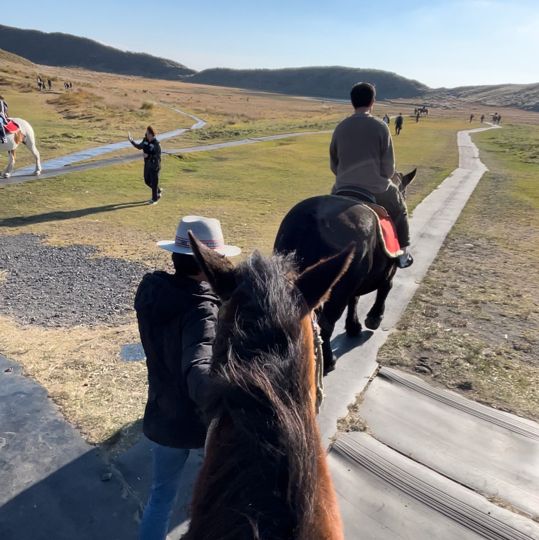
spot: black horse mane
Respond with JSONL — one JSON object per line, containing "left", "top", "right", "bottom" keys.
{"left": 185, "top": 252, "right": 319, "bottom": 540}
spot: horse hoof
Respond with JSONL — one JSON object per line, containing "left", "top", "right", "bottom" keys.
{"left": 323, "top": 355, "right": 337, "bottom": 376}
{"left": 34, "top": 171, "right": 42, "bottom": 176}
{"left": 345, "top": 320, "right": 362, "bottom": 337}
{"left": 365, "top": 316, "right": 382, "bottom": 330}
{"left": 3, "top": 173, "right": 11, "bottom": 178}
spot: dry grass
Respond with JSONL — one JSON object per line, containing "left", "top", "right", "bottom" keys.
{"left": 0, "top": 315, "right": 145, "bottom": 444}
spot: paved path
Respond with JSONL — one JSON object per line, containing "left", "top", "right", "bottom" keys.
{"left": 3, "top": 130, "right": 331, "bottom": 185}
{"left": 11, "top": 108, "right": 206, "bottom": 178}
{"left": 324, "top": 125, "right": 539, "bottom": 538}
{"left": 0, "top": 355, "right": 140, "bottom": 540}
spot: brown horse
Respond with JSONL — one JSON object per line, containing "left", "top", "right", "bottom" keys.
{"left": 182, "top": 233, "right": 351, "bottom": 540}
{"left": 274, "top": 170, "right": 416, "bottom": 373}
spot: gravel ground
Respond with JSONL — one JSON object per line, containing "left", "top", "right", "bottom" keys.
{"left": 0, "top": 234, "right": 149, "bottom": 327}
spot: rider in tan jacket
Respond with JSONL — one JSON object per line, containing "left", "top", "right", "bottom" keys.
{"left": 330, "top": 82, "right": 413, "bottom": 268}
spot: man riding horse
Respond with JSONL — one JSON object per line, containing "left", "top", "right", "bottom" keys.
{"left": 329, "top": 82, "right": 413, "bottom": 268}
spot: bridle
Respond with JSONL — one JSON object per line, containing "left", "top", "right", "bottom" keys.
{"left": 312, "top": 315, "right": 325, "bottom": 413}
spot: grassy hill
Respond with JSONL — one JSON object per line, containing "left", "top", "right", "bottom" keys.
{"left": 0, "top": 48, "right": 35, "bottom": 67}
{"left": 0, "top": 24, "right": 195, "bottom": 80}
{"left": 428, "top": 84, "right": 539, "bottom": 112}
{"left": 188, "top": 66, "right": 428, "bottom": 100}
{"left": 2, "top": 24, "right": 538, "bottom": 110}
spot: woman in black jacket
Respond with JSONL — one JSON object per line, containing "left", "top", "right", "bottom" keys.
{"left": 129, "top": 125, "right": 162, "bottom": 204}
{"left": 135, "top": 215, "right": 241, "bottom": 540}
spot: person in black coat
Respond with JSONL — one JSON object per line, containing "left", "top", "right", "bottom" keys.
{"left": 135, "top": 215, "right": 241, "bottom": 540}
{"left": 129, "top": 125, "right": 162, "bottom": 204}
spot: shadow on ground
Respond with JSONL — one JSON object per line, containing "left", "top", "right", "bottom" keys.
{"left": 0, "top": 201, "right": 148, "bottom": 228}
{"left": 332, "top": 329, "right": 374, "bottom": 359}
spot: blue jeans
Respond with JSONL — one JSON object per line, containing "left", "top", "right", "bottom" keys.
{"left": 139, "top": 441, "right": 190, "bottom": 540}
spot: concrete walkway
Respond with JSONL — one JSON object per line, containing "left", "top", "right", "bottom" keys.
{"left": 323, "top": 125, "right": 539, "bottom": 538}
{"left": 11, "top": 108, "right": 206, "bottom": 178}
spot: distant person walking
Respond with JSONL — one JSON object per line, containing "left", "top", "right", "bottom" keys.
{"left": 383, "top": 113, "right": 390, "bottom": 125}
{"left": 0, "top": 95, "right": 9, "bottom": 143}
{"left": 47, "top": 79, "right": 52, "bottom": 91}
{"left": 480, "top": 114, "right": 485, "bottom": 123}
{"left": 129, "top": 126, "right": 162, "bottom": 204}
{"left": 395, "top": 113, "right": 404, "bottom": 135}
{"left": 469, "top": 113, "right": 474, "bottom": 123}
{"left": 329, "top": 82, "right": 413, "bottom": 268}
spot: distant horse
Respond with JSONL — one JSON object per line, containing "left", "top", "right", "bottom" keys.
{"left": 183, "top": 233, "right": 349, "bottom": 540}
{"left": 0, "top": 118, "right": 42, "bottom": 178}
{"left": 274, "top": 169, "right": 417, "bottom": 373}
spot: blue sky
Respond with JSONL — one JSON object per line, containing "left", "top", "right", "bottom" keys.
{"left": 3, "top": 0, "right": 538, "bottom": 88}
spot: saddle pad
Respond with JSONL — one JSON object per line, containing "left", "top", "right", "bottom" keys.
{"left": 364, "top": 203, "right": 402, "bottom": 258}
{"left": 5, "top": 120, "right": 20, "bottom": 133}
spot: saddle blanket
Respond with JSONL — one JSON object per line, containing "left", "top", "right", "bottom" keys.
{"left": 364, "top": 203, "right": 403, "bottom": 258}
{"left": 4, "top": 120, "right": 20, "bottom": 133}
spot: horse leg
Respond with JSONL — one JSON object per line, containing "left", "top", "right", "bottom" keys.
{"left": 345, "top": 294, "right": 362, "bottom": 337}
{"left": 3, "top": 150, "right": 15, "bottom": 178}
{"left": 365, "top": 278, "right": 393, "bottom": 330}
{"left": 317, "top": 293, "right": 349, "bottom": 375}
{"left": 25, "top": 137, "right": 42, "bottom": 175}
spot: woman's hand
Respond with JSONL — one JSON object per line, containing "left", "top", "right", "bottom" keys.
{"left": 127, "top": 132, "right": 134, "bottom": 142}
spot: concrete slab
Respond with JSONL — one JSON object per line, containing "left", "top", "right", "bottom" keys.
{"left": 359, "top": 368, "right": 539, "bottom": 518}
{"left": 330, "top": 432, "right": 539, "bottom": 540}
{"left": 0, "top": 355, "right": 140, "bottom": 540}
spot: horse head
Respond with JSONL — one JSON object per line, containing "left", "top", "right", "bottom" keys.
{"left": 391, "top": 168, "right": 417, "bottom": 198}
{"left": 392, "top": 168, "right": 417, "bottom": 198}
{"left": 189, "top": 231, "right": 354, "bottom": 412}
{"left": 186, "top": 231, "right": 350, "bottom": 539}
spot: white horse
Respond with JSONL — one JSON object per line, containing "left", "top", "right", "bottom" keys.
{"left": 1, "top": 118, "right": 42, "bottom": 178}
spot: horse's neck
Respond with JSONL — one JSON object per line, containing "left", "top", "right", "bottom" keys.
{"left": 188, "top": 412, "right": 304, "bottom": 539}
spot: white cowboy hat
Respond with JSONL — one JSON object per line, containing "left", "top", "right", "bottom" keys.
{"left": 157, "top": 215, "right": 241, "bottom": 256}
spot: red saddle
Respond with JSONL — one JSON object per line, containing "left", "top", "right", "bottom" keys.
{"left": 4, "top": 120, "right": 20, "bottom": 133}
{"left": 363, "top": 203, "right": 403, "bottom": 258}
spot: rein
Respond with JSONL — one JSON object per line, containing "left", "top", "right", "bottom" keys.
{"left": 312, "top": 316, "right": 324, "bottom": 413}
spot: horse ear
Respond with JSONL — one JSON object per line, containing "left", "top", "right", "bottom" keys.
{"left": 402, "top": 168, "right": 417, "bottom": 187}
{"left": 189, "top": 232, "right": 237, "bottom": 299}
{"left": 295, "top": 243, "right": 355, "bottom": 311}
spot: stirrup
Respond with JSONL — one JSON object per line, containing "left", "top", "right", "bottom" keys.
{"left": 397, "top": 253, "right": 414, "bottom": 269}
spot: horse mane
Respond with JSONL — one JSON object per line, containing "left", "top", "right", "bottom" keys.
{"left": 185, "top": 252, "right": 319, "bottom": 540}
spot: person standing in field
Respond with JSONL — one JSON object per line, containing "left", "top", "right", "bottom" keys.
{"left": 129, "top": 126, "right": 162, "bottom": 204}
{"left": 395, "top": 113, "right": 404, "bottom": 135}
{"left": 329, "top": 82, "right": 413, "bottom": 268}
{"left": 135, "top": 215, "right": 241, "bottom": 540}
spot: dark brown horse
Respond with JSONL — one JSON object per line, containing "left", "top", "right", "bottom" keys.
{"left": 274, "top": 170, "right": 416, "bottom": 373}
{"left": 182, "top": 234, "right": 350, "bottom": 540}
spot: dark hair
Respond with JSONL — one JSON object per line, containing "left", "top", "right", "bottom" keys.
{"left": 350, "top": 82, "right": 376, "bottom": 108}
{"left": 146, "top": 125, "right": 156, "bottom": 137}
{"left": 172, "top": 252, "right": 202, "bottom": 277}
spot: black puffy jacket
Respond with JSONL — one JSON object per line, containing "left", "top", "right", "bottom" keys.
{"left": 134, "top": 271, "right": 220, "bottom": 448}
